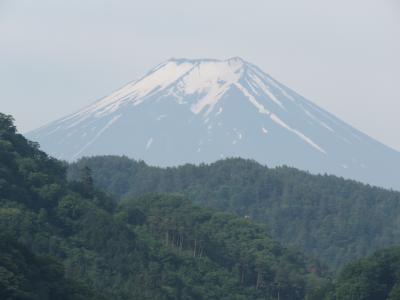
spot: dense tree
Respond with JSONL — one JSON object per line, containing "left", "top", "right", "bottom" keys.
{"left": 69, "top": 155, "right": 400, "bottom": 270}
{"left": 323, "top": 247, "right": 400, "bottom": 300}
{"left": 0, "top": 233, "right": 98, "bottom": 300}
{"left": 79, "top": 166, "right": 94, "bottom": 197}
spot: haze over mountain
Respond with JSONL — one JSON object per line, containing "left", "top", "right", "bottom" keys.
{"left": 27, "top": 57, "right": 400, "bottom": 190}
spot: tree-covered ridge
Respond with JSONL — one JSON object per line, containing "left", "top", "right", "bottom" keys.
{"left": 0, "top": 114, "right": 66, "bottom": 210}
{"left": 0, "top": 112, "right": 324, "bottom": 299}
{"left": 68, "top": 155, "right": 400, "bottom": 270}
{"left": 323, "top": 247, "right": 400, "bottom": 300}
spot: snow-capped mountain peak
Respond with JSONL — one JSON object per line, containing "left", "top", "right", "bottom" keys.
{"left": 27, "top": 57, "right": 400, "bottom": 190}
{"left": 69, "top": 57, "right": 250, "bottom": 122}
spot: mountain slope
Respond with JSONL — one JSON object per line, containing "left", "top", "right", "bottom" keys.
{"left": 27, "top": 57, "right": 400, "bottom": 189}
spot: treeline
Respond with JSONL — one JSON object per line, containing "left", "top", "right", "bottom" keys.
{"left": 68, "top": 155, "right": 400, "bottom": 270}
{"left": 0, "top": 113, "right": 325, "bottom": 299}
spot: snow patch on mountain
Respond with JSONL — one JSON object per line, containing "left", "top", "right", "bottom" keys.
{"left": 71, "top": 114, "right": 122, "bottom": 159}
{"left": 270, "top": 114, "right": 327, "bottom": 154}
{"left": 146, "top": 138, "right": 154, "bottom": 150}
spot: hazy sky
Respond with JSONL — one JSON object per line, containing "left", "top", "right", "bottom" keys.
{"left": 1, "top": 0, "right": 399, "bottom": 150}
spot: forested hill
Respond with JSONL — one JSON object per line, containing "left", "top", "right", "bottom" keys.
{"left": 69, "top": 155, "right": 400, "bottom": 270}
{"left": 0, "top": 112, "right": 325, "bottom": 299}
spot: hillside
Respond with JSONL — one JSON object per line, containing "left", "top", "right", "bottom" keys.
{"left": 69, "top": 155, "right": 400, "bottom": 270}
{"left": 0, "top": 113, "right": 325, "bottom": 299}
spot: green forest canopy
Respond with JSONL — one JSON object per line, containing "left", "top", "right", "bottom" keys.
{"left": 69, "top": 155, "right": 400, "bottom": 270}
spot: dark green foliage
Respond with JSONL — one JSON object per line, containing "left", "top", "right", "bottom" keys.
{"left": 0, "top": 234, "right": 97, "bottom": 300}
{"left": 68, "top": 155, "right": 400, "bottom": 270}
{"left": 0, "top": 113, "right": 66, "bottom": 211}
{"left": 79, "top": 166, "right": 94, "bottom": 197}
{"left": 0, "top": 113, "right": 324, "bottom": 299}
{"left": 118, "top": 194, "right": 325, "bottom": 299}
{"left": 323, "top": 247, "right": 400, "bottom": 300}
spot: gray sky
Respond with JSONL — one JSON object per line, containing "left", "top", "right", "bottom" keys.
{"left": 1, "top": 0, "right": 399, "bottom": 150}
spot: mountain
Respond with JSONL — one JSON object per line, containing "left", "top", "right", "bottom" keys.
{"left": 27, "top": 57, "right": 400, "bottom": 190}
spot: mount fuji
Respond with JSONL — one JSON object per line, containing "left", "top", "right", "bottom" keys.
{"left": 27, "top": 57, "right": 400, "bottom": 190}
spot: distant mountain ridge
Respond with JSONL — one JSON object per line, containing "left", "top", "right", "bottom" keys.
{"left": 27, "top": 57, "right": 400, "bottom": 190}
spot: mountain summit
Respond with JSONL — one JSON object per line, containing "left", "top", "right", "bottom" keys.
{"left": 27, "top": 57, "right": 400, "bottom": 189}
